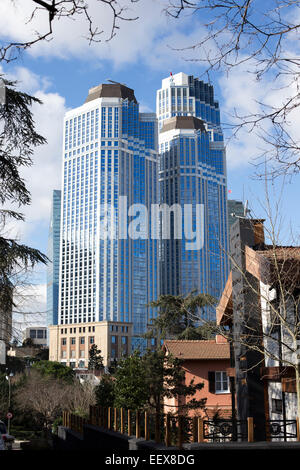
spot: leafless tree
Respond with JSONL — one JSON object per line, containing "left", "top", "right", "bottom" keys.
{"left": 216, "top": 186, "right": 300, "bottom": 420}
{"left": 15, "top": 369, "right": 70, "bottom": 429}
{"left": 165, "top": 0, "right": 300, "bottom": 176}
{"left": 14, "top": 369, "right": 96, "bottom": 431}
{"left": 0, "top": 245, "right": 48, "bottom": 346}
{"left": 0, "top": 0, "right": 140, "bottom": 63}
{"left": 154, "top": 177, "right": 300, "bottom": 420}
{"left": 66, "top": 379, "right": 96, "bottom": 416}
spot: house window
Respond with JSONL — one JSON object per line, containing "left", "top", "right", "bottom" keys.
{"left": 208, "top": 371, "right": 229, "bottom": 393}
{"left": 80, "top": 337, "right": 85, "bottom": 345}
{"left": 89, "top": 336, "right": 94, "bottom": 344}
{"left": 71, "top": 337, "right": 76, "bottom": 345}
{"left": 272, "top": 399, "right": 283, "bottom": 414}
{"left": 62, "top": 338, "right": 66, "bottom": 345}
{"left": 215, "top": 371, "right": 229, "bottom": 393}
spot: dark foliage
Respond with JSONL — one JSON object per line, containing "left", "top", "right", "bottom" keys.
{"left": 147, "top": 290, "right": 217, "bottom": 340}
{"left": 88, "top": 344, "right": 104, "bottom": 371}
{"left": 111, "top": 349, "right": 206, "bottom": 414}
{"left": 95, "top": 374, "right": 116, "bottom": 408}
{"left": 32, "top": 360, "right": 75, "bottom": 383}
{"left": 0, "top": 77, "right": 48, "bottom": 315}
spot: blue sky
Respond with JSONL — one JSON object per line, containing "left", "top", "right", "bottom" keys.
{"left": 1, "top": 0, "right": 299, "bottom": 322}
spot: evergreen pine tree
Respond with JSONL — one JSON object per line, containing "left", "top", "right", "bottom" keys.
{"left": 88, "top": 344, "right": 104, "bottom": 372}
{"left": 0, "top": 77, "right": 48, "bottom": 320}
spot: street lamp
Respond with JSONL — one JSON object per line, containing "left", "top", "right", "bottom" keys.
{"left": 5, "top": 372, "right": 14, "bottom": 434}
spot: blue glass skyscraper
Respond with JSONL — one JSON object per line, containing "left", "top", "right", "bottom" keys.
{"left": 47, "top": 189, "right": 61, "bottom": 327}
{"left": 58, "top": 83, "right": 158, "bottom": 351}
{"left": 157, "top": 73, "right": 228, "bottom": 313}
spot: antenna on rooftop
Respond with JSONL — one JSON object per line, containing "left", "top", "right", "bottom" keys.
{"left": 244, "top": 200, "right": 248, "bottom": 217}
{"left": 244, "top": 199, "right": 252, "bottom": 218}
{"left": 106, "top": 79, "right": 127, "bottom": 87}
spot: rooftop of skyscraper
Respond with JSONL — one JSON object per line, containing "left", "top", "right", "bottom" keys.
{"left": 160, "top": 115, "right": 206, "bottom": 133}
{"left": 85, "top": 83, "right": 137, "bottom": 104}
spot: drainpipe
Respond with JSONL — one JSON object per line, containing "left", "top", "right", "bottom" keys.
{"left": 229, "top": 336, "right": 237, "bottom": 440}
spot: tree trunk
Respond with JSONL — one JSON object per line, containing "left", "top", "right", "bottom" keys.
{"left": 296, "top": 365, "right": 300, "bottom": 419}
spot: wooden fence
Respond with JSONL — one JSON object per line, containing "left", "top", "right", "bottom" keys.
{"left": 63, "top": 407, "right": 284, "bottom": 447}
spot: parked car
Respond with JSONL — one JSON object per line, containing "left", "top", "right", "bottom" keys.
{"left": 0, "top": 421, "right": 15, "bottom": 450}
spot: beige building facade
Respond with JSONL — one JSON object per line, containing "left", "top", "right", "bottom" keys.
{"left": 49, "top": 320, "right": 133, "bottom": 369}
{"left": 24, "top": 327, "right": 47, "bottom": 347}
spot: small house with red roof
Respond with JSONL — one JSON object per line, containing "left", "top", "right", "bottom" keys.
{"left": 163, "top": 335, "right": 233, "bottom": 419}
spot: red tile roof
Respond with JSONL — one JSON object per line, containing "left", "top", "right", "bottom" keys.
{"left": 164, "top": 340, "right": 230, "bottom": 360}
{"left": 258, "top": 246, "right": 300, "bottom": 260}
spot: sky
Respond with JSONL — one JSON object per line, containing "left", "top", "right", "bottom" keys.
{"left": 1, "top": 0, "right": 300, "bottom": 329}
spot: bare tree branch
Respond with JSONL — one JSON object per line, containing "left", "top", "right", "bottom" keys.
{"left": 0, "top": 0, "right": 140, "bottom": 63}
{"left": 165, "top": 0, "right": 300, "bottom": 176}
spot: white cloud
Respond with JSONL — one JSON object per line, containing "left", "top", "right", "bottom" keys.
{"left": 22, "top": 89, "right": 66, "bottom": 225}
{"left": 1, "top": 65, "right": 67, "bottom": 242}
{"left": 0, "top": 0, "right": 211, "bottom": 70}
{"left": 219, "top": 55, "right": 300, "bottom": 169}
{"left": 139, "top": 102, "right": 154, "bottom": 113}
{"left": 13, "top": 282, "right": 47, "bottom": 341}
{"left": 11, "top": 66, "right": 51, "bottom": 93}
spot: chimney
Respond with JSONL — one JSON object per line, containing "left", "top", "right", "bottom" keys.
{"left": 215, "top": 334, "right": 227, "bottom": 344}
{"left": 252, "top": 219, "right": 265, "bottom": 246}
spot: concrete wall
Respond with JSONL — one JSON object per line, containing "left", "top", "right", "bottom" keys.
{"left": 55, "top": 424, "right": 131, "bottom": 450}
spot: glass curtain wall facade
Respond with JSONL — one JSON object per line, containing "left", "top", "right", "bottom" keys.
{"left": 47, "top": 189, "right": 61, "bottom": 327}
{"left": 157, "top": 72, "right": 221, "bottom": 129}
{"left": 157, "top": 73, "right": 229, "bottom": 314}
{"left": 59, "top": 84, "right": 158, "bottom": 351}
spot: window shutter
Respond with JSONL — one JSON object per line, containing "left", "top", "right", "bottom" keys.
{"left": 208, "top": 371, "right": 215, "bottom": 393}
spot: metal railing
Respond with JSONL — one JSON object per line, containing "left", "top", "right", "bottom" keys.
{"left": 266, "top": 420, "right": 298, "bottom": 441}
{"left": 62, "top": 408, "right": 300, "bottom": 446}
{"left": 203, "top": 419, "right": 248, "bottom": 442}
